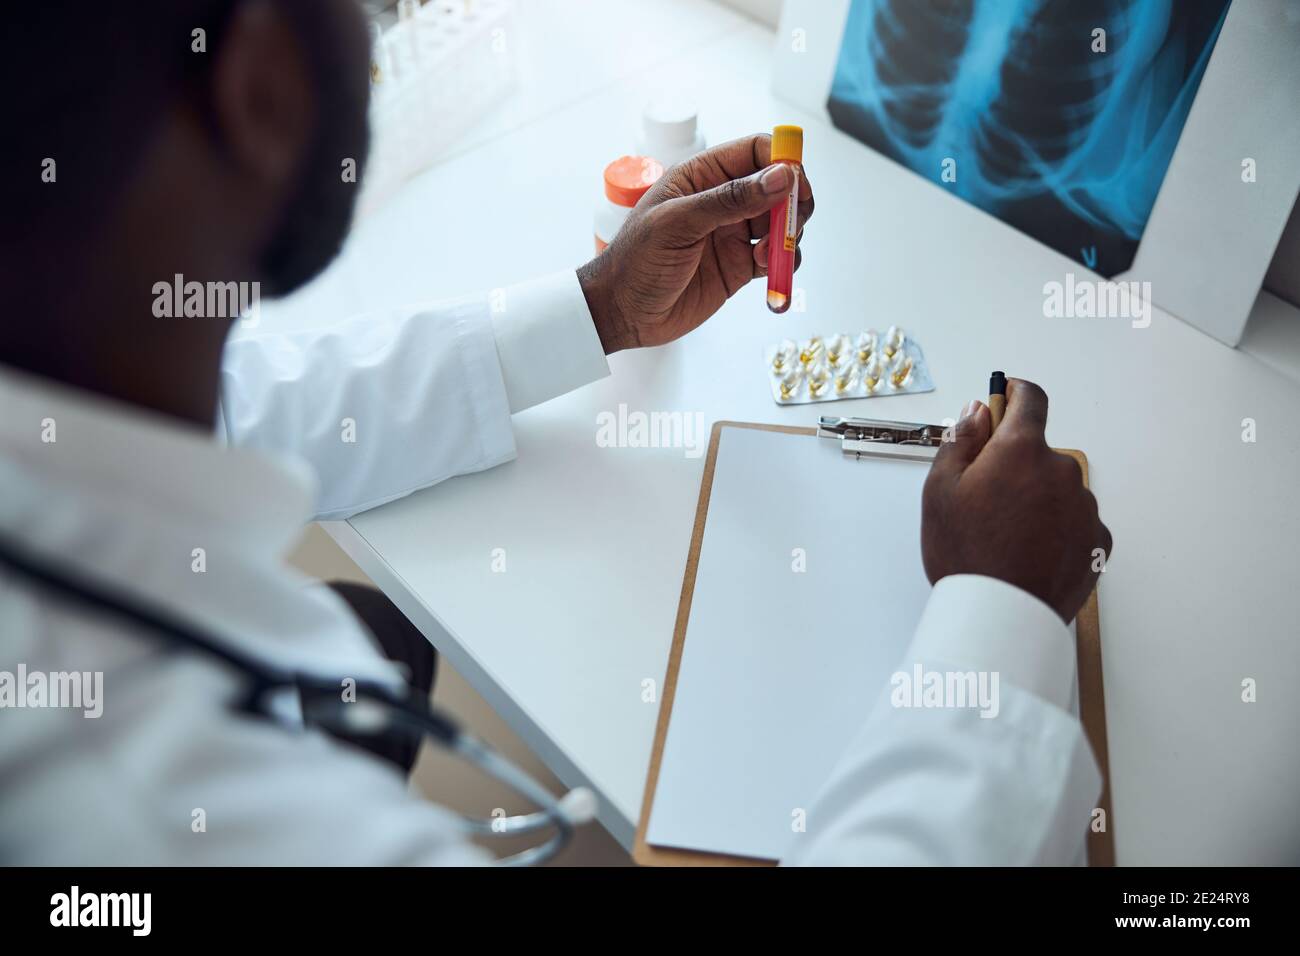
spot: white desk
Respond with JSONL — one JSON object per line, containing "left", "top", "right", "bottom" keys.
{"left": 258, "top": 0, "right": 1300, "bottom": 862}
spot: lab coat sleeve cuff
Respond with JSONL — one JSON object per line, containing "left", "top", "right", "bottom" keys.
{"left": 907, "top": 575, "right": 1077, "bottom": 711}
{"left": 489, "top": 271, "right": 611, "bottom": 413}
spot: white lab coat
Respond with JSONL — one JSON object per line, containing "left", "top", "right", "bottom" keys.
{"left": 0, "top": 272, "right": 1100, "bottom": 864}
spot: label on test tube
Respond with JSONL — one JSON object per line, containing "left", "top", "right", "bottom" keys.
{"left": 782, "top": 168, "right": 799, "bottom": 252}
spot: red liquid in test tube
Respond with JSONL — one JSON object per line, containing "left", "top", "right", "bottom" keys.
{"left": 766, "top": 125, "right": 803, "bottom": 314}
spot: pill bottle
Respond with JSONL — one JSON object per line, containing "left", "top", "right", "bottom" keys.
{"left": 635, "top": 96, "right": 705, "bottom": 168}
{"left": 594, "top": 155, "right": 664, "bottom": 254}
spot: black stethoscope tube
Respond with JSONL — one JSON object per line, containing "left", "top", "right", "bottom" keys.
{"left": 0, "top": 531, "right": 582, "bottom": 865}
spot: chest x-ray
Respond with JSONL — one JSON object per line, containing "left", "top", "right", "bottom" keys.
{"left": 828, "top": 0, "right": 1231, "bottom": 277}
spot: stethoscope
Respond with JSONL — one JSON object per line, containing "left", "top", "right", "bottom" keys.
{"left": 0, "top": 532, "right": 596, "bottom": 866}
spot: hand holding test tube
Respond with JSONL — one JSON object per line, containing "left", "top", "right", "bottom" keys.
{"left": 576, "top": 132, "right": 815, "bottom": 354}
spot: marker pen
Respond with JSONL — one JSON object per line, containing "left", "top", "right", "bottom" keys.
{"left": 988, "top": 371, "right": 1007, "bottom": 432}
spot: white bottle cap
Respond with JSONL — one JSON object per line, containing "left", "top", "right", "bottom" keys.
{"left": 641, "top": 96, "right": 699, "bottom": 149}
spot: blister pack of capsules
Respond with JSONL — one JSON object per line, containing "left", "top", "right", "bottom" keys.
{"left": 765, "top": 327, "right": 935, "bottom": 405}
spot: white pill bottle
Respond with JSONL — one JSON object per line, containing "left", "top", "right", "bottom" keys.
{"left": 635, "top": 96, "right": 706, "bottom": 169}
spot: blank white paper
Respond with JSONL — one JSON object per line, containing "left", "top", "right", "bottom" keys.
{"left": 646, "top": 426, "right": 934, "bottom": 860}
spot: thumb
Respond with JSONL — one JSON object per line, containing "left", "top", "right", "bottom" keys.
{"left": 670, "top": 164, "right": 793, "bottom": 241}
{"left": 930, "top": 401, "right": 991, "bottom": 483}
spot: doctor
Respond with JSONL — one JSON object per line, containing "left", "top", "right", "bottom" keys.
{"left": 1, "top": 0, "right": 1109, "bottom": 864}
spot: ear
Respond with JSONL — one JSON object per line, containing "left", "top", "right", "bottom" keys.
{"left": 209, "top": 0, "right": 315, "bottom": 190}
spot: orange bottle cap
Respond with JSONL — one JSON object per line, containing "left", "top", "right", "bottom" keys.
{"left": 771, "top": 124, "right": 803, "bottom": 163}
{"left": 604, "top": 156, "right": 664, "bottom": 207}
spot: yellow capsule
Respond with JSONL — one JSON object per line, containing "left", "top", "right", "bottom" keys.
{"left": 855, "top": 331, "right": 876, "bottom": 365}
{"left": 826, "top": 333, "right": 851, "bottom": 368}
{"left": 771, "top": 339, "right": 797, "bottom": 374}
{"left": 862, "top": 360, "right": 883, "bottom": 393}
{"left": 806, "top": 363, "right": 830, "bottom": 398}
{"left": 799, "top": 336, "right": 824, "bottom": 366}
{"left": 883, "top": 325, "right": 905, "bottom": 359}
{"left": 834, "top": 365, "right": 858, "bottom": 394}
{"left": 890, "top": 357, "right": 914, "bottom": 389}
{"left": 778, "top": 368, "right": 803, "bottom": 401}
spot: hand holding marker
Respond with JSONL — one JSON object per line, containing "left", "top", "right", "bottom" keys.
{"left": 923, "top": 377, "right": 1113, "bottom": 624}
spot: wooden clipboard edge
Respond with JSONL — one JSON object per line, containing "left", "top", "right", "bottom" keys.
{"left": 633, "top": 424, "right": 1111, "bottom": 867}
{"left": 633, "top": 422, "right": 807, "bottom": 867}
{"left": 1058, "top": 449, "right": 1115, "bottom": 867}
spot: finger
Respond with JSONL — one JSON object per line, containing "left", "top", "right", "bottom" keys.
{"left": 1000, "top": 377, "right": 1049, "bottom": 440}
{"left": 1055, "top": 450, "right": 1084, "bottom": 484}
{"left": 645, "top": 133, "right": 772, "bottom": 223}
{"left": 754, "top": 214, "right": 808, "bottom": 265}
{"left": 753, "top": 237, "right": 804, "bottom": 276}
{"left": 928, "top": 400, "right": 991, "bottom": 485}
{"left": 1084, "top": 488, "right": 1113, "bottom": 563}
{"left": 667, "top": 134, "right": 771, "bottom": 193}
{"left": 667, "top": 163, "right": 794, "bottom": 242}
{"left": 747, "top": 172, "right": 814, "bottom": 241}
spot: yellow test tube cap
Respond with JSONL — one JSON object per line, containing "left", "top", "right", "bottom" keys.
{"left": 771, "top": 124, "right": 803, "bottom": 163}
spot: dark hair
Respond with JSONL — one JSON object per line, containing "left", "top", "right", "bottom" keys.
{"left": 1, "top": 0, "right": 371, "bottom": 297}
{"left": 2, "top": 2, "right": 237, "bottom": 242}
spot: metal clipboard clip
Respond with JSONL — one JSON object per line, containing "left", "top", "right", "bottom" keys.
{"left": 816, "top": 416, "right": 947, "bottom": 459}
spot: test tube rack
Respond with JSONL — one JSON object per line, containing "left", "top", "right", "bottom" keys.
{"left": 359, "top": 0, "right": 516, "bottom": 217}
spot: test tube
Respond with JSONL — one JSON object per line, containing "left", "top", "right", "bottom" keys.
{"left": 765, "top": 125, "right": 803, "bottom": 314}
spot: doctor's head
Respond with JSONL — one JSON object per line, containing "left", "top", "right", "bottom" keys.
{"left": 5, "top": 0, "right": 372, "bottom": 312}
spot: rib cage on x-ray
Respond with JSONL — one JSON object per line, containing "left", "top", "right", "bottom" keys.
{"left": 981, "top": 0, "right": 1125, "bottom": 185}
{"left": 828, "top": 0, "right": 1231, "bottom": 276}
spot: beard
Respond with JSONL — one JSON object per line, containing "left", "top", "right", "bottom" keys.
{"left": 256, "top": 0, "right": 372, "bottom": 297}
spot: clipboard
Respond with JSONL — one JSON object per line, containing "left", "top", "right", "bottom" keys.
{"left": 633, "top": 419, "right": 1113, "bottom": 867}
